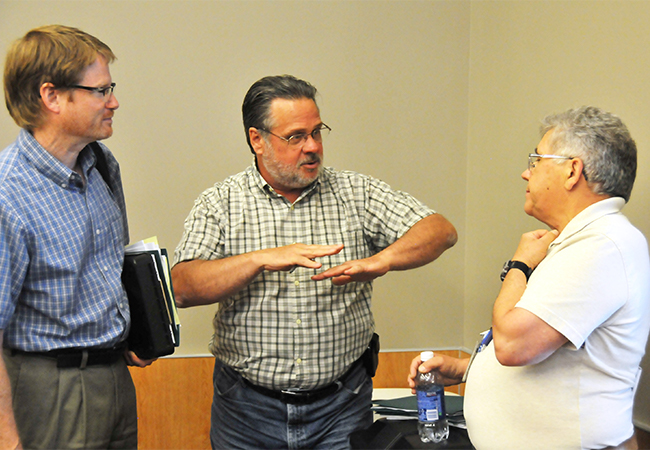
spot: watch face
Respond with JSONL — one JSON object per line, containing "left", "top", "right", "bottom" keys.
{"left": 500, "top": 260, "right": 511, "bottom": 281}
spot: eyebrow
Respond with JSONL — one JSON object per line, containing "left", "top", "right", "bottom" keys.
{"left": 287, "top": 123, "right": 324, "bottom": 136}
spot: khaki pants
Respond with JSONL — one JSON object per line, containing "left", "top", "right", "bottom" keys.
{"left": 3, "top": 348, "right": 137, "bottom": 449}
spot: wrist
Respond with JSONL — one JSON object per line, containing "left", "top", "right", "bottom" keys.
{"left": 500, "top": 260, "right": 533, "bottom": 282}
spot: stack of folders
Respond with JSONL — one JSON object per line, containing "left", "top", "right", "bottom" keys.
{"left": 122, "top": 237, "right": 181, "bottom": 359}
{"left": 371, "top": 395, "right": 467, "bottom": 429}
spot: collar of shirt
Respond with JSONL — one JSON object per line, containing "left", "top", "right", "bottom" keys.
{"left": 549, "top": 197, "right": 625, "bottom": 250}
{"left": 249, "top": 160, "right": 321, "bottom": 204}
{"left": 18, "top": 129, "right": 95, "bottom": 191}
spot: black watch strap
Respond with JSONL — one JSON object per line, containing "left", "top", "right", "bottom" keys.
{"left": 500, "top": 260, "right": 532, "bottom": 282}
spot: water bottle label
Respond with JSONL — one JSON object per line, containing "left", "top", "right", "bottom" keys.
{"left": 417, "top": 390, "right": 445, "bottom": 423}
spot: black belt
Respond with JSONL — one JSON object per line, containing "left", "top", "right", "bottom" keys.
{"left": 242, "top": 357, "right": 363, "bottom": 405}
{"left": 9, "top": 343, "right": 126, "bottom": 369}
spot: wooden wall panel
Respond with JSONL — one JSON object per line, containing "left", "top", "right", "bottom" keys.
{"left": 374, "top": 350, "right": 468, "bottom": 395}
{"left": 128, "top": 350, "right": 470, "bottom": 449}
{"left": 129, "top": 357, "right": 214, "bottom": 450}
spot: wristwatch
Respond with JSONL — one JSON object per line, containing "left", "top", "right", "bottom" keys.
{"left": 500, "top": 260, "right": 532, "bottom": 282}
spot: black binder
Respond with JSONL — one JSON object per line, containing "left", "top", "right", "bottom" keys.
{"left": 122, "top": 252, "right": 176, "bottom": 359}
{"left": 90, "top": 141, "right": 178, "bottom": 359}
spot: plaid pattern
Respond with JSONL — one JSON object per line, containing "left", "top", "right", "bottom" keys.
{"left": 174, "top": 163, "right": 435, "bottom": 390}
{"left": 0, "top": 129, "right": 130, "bottom": 351}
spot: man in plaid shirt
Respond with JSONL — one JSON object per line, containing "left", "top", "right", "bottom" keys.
{"left": 172, "top": 75, "right": 457, "bottom": 449}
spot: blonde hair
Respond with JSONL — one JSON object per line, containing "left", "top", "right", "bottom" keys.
{"left": 3, "top": 25, "right": 116, "bottom": 130}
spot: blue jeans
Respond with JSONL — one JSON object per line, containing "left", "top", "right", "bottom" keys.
{"left": 210, "top": 358, "right": 373, "bottom": 449}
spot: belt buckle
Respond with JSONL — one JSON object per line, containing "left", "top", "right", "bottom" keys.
{"left": 280, "top": 389, "right": 311, "bottom": 404}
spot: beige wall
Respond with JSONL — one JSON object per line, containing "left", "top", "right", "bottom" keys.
{"left": 0, "top": 0, "right": 649, "bottom": 429}
{"left": 465, "top": 1, "right": 650, "bottom": 430}
{"left": 0, "top": 0, "right": 471, "bottom": 354}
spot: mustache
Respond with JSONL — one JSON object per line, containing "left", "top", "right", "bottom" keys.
{"left": 299, "top": 154, "right": 321, "bottom": 165}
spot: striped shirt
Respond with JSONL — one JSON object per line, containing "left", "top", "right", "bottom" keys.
{"left": 0, "top": 129, "right": 130, "bottom": 351}
{"left": 174, "top": 163, "right": 435, "bottom": 390}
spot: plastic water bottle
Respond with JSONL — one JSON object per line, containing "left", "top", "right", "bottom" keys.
{"left": 415, "top": 351, "right": 449, "bottom": 443}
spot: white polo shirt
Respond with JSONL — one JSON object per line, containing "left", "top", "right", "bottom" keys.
{"left": 465, "top": 197, "right": 650, "bottom": 449}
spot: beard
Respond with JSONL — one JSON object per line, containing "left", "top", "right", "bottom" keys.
{"left": 261, "top": 142, "right": 323, "bottom": 189}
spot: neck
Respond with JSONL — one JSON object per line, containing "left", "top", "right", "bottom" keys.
{"left": 32, "top": 127, "right": 87, "bottom": 170}
{"left": 552, "top": 192, "right": 611, "bottom": 233}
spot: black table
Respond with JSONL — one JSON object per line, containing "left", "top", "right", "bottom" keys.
{"left": 351, "top": 419, "right": 475, "bottom": 449}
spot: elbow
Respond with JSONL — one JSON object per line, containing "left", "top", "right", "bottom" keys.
{"left": 170, "top": 266, "right": 194, "bottom": 308}
{"left": 494, "top": 348, "right": 525, "bottom": 367}
{"left": 446, "top": 225, "right": 458, "bottom": 249}
{"left": 493, "top": 338, "right": 532, "bottom": 367}
{"left": 172, "top": 286, "right": 191, "bottom": 309}
{"left": 174, "top": 294, "right": 191, "bottom": 309}
{"left": 438, "top": 215, "right": 458, "bottom": 250}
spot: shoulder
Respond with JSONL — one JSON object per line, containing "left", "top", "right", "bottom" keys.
{"left": 193, "top": 168, "right": 255, "bottom": 205}
{"left": 320, "top": 167, "right": 376, "bottom": 190}
{"left": 0, "top": 143, "right": 21, "bottom": 185}
{"left": 0, "top": 141, "right": 32, "bottom": 202}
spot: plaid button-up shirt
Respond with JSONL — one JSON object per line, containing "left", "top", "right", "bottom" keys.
{"left": 174, "top": 163, "right": 435, "bottom": 390}
{"left": 0, "top": 129, "right": 130, "bottom": 351}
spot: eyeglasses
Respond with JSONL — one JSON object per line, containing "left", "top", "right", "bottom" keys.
{"left": 528, "top": 153, "right": 574, "bottom": 171}
{"left": 66, "top": 82, "right": 116, "bottom": 99}
{"left": 528, "top": 152, "right": 589, "bottom": 181}
{"left": 259, "top": 124, "right": 331, "bottom": 148}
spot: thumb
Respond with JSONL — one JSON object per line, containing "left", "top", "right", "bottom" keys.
{"left": 542, "top": 230, "right": 560, "bottom": 244}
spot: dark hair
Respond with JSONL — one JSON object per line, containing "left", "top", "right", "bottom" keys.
{"left": 242, "top": 75, "right": 318, "bottom": 154}
{"left": 541, "top": 106, "right": 637, "bottom": 202}
{"left": 4, "top": 25, "right": 115, "bottom": 131}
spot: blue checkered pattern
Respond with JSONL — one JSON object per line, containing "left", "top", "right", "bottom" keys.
{"left": 174, "top": 163, "right": 435, "bottom": 390}
{"left": 0, "top": 129, "right": 130, "bottom": 351}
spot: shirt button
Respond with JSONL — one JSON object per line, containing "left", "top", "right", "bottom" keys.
{"left": 296, "top": 319, "right": 302, "bottom": 325}
{"left": 96, "top": 229, "right": 101, "bottom": 235}
{"left": 294, "top": 280, "right": 300, "bottom": 286}
{"left": 296, "top": 358, "right": 302, "bottom": 365}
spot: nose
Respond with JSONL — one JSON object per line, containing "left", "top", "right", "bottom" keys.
{"left": 302, "top": 134, "right": 321, "bottom": 153}
{"left": 521, "top": 168, "right": 530, "bottom": 180}
{"left": 106, "top": 92, "right": 119, "bottom": 110}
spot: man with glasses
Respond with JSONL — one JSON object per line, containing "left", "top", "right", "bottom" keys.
{"left": 0, "top": 25, "right": 152, "bottom": 449}
{"left": 409, "top": 106, "right": 649, "bottom": 449}
{"left": 172, "top": 74, "right": 458, "bottom": 449}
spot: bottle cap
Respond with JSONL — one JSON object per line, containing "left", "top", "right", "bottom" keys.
{"left": 420, "top": 351, "right": 434, "bottom": 361}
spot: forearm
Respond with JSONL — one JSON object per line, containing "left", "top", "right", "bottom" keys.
{"left": 0, "top": 333, "right": 22, "bottom": 449}
{"left": 377, "top": 213, "right": 457, "bottom": 271}
{"left": 172, "top": 253, "right": 263, "bottom": 307}
{"left": 172, "top": 243, "right": 345, "bottom": 306}
{"left": 491, "top": 269, "right": 531, "bottom": 363}
{"left": 492, "top": 261, "right": 567, "bottom": 367}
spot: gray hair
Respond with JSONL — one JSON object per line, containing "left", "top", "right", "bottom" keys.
{"left": 541, "top": 106, "right": 637, "bottom": 202}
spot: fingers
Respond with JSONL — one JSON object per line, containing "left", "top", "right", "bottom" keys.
{"left": 311, "top": 263, "right": 352, "bottom": 281}
{"left": 294, "top": 244, "right": 344, "bottom": 270}
{"left": 125, "top": 350, "right": 157, "bottom": 367}
{"left": 262, "top": 243, "right": 344, "bottom": 272}
{"left": 310, "top": 243, "right": 345, "bottom": 256}
{"left": 513, "top": 228, "right": 560, "bottom": 268}
{"left": 312, "top": 257, "right": 387, "bottom": 283}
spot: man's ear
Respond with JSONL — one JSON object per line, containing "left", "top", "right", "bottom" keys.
{"left": 249, "top": 127, "right": 266, "bottom": 156}
{"left": 39, "top": 82, "right": 62, "bottom": 114}
{"left": 565, "top": 157, "right": 585, "bottom": 190}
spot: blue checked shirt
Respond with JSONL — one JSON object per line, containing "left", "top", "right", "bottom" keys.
{"left": 174, "top": 163, "right": 435, "bottom": 390}
{"left": 0, "top": 129, "right": 130, "bottom": 351}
